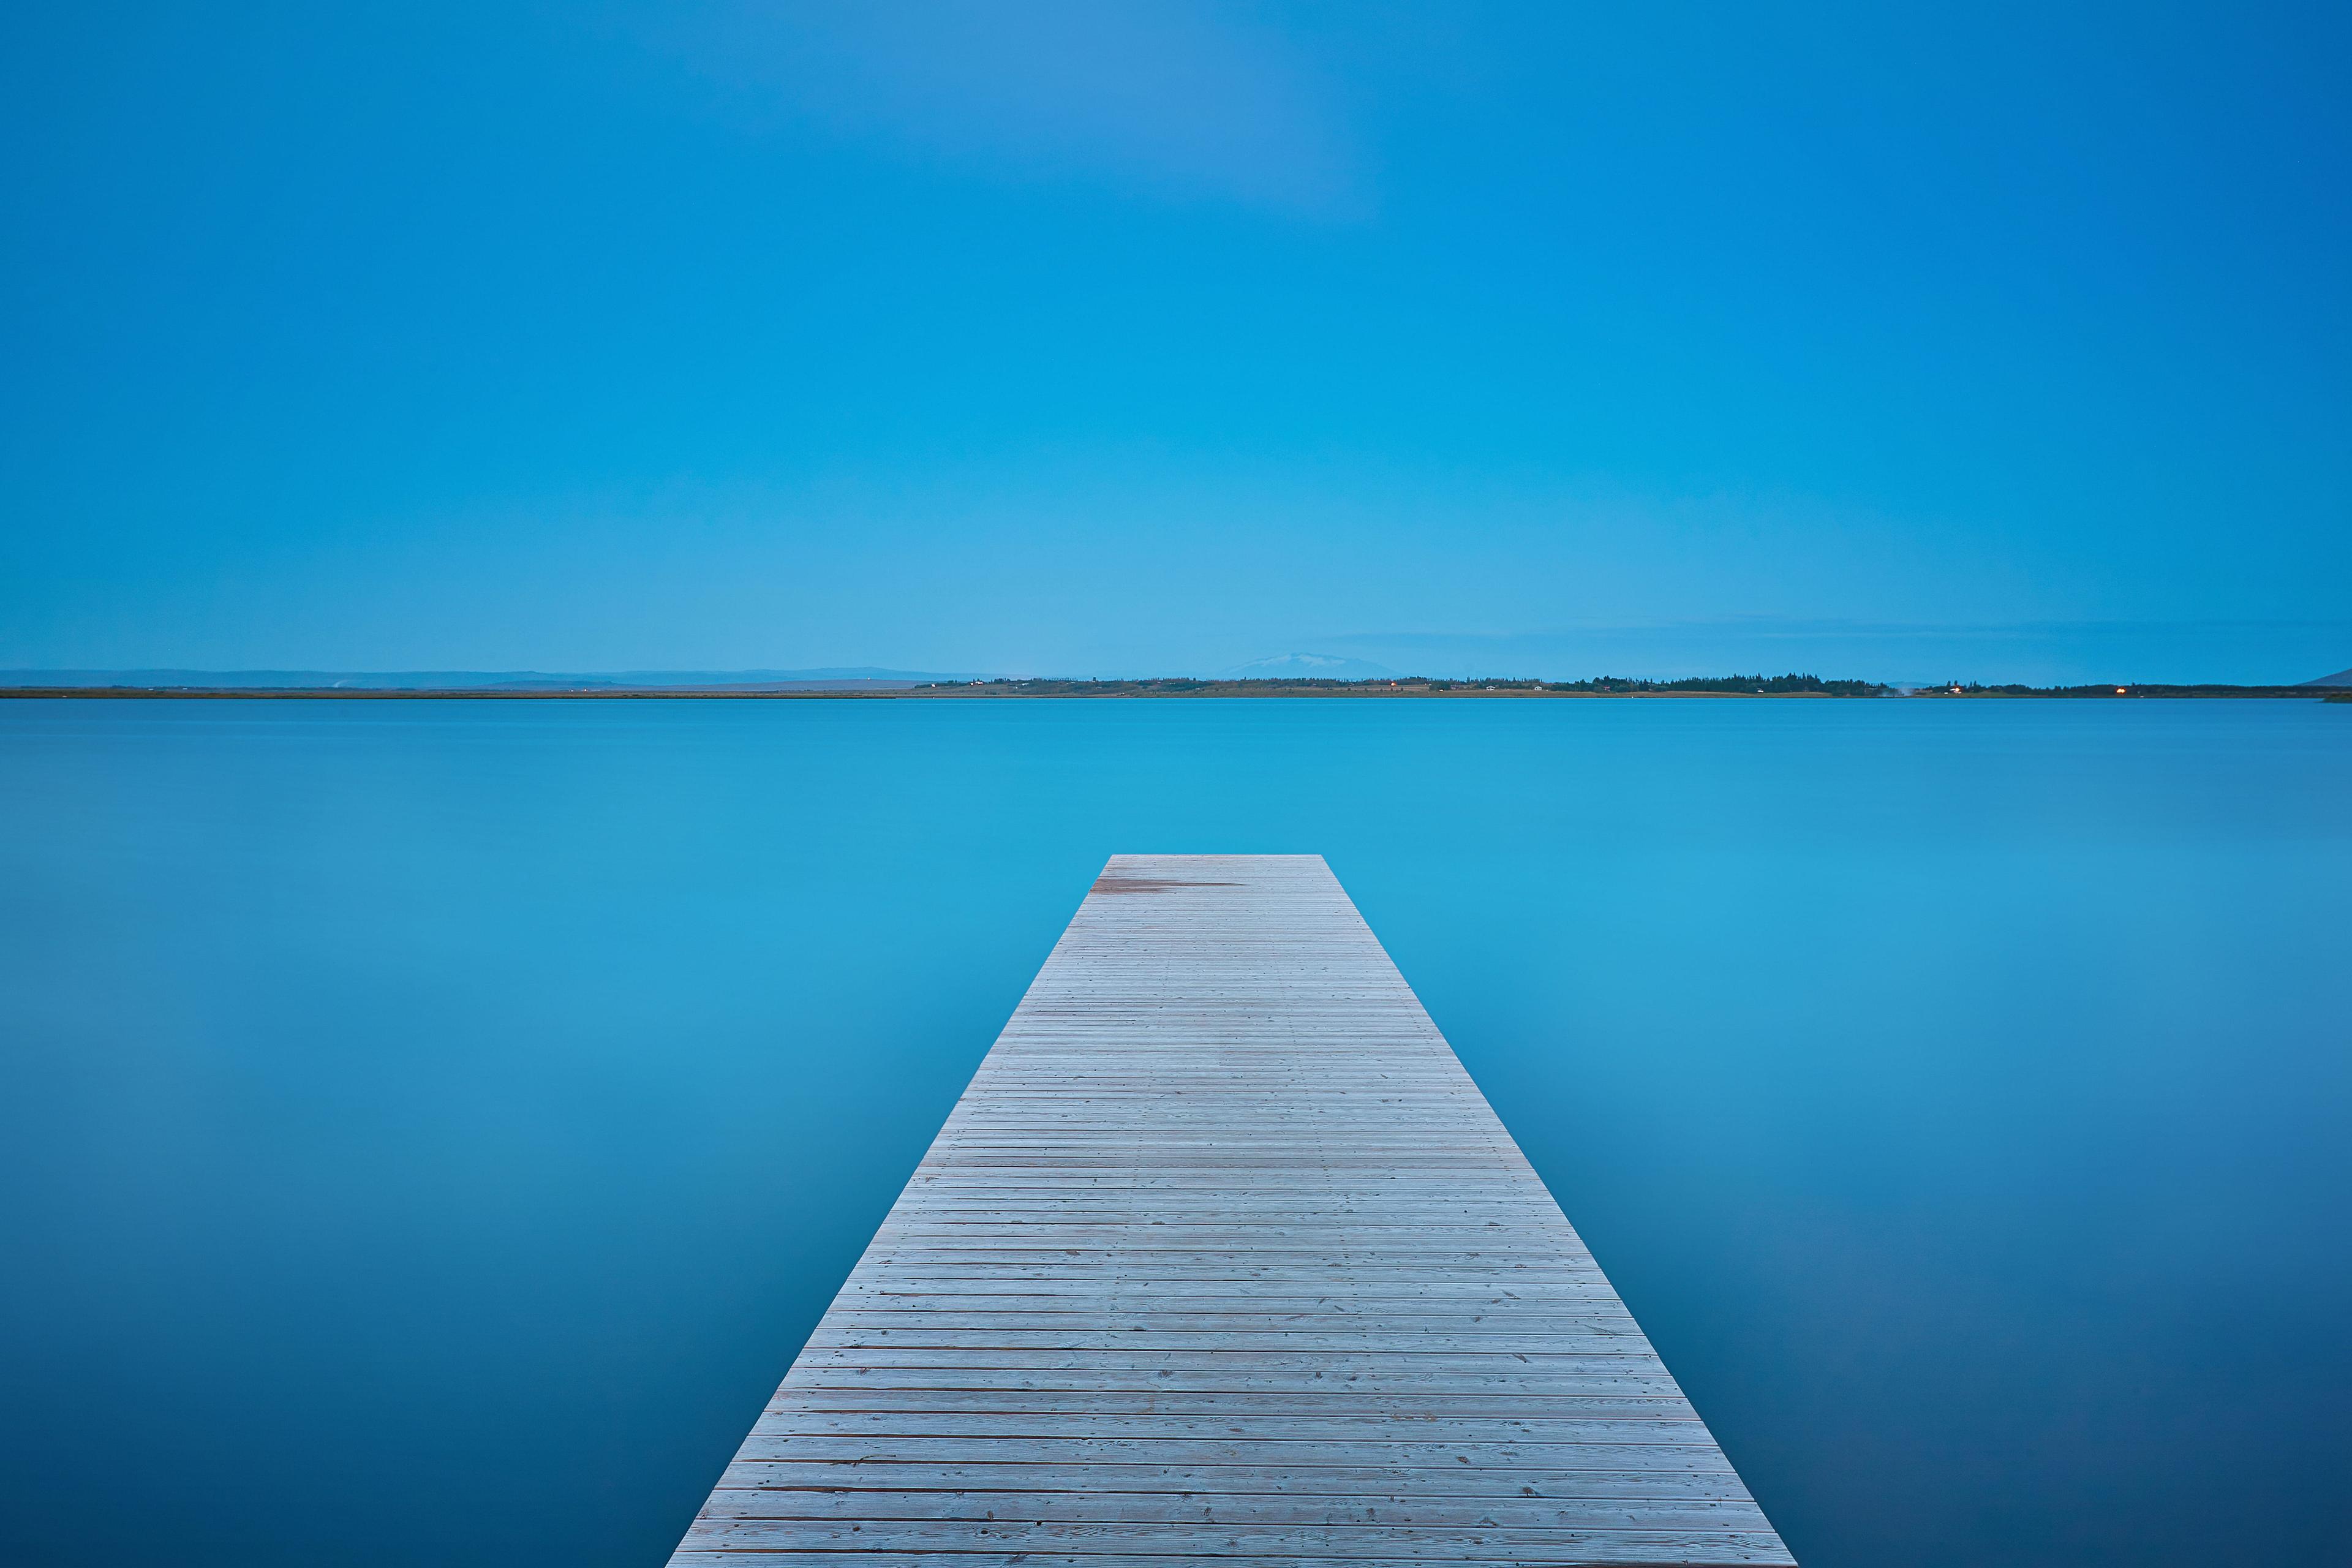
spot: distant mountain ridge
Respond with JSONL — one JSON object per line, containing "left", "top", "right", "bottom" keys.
{"left": 1222, "top": 653, "right": 1400, "bottom": 680}
{"left": 2, "top": 668, "right": 986, "bottom": 690}
{"left": 2305, "top": 666, "right": 2352, "bottom": 687}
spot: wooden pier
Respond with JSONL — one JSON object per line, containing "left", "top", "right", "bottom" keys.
{"left": 670, "top": 854, "right": 1793, "bottom": 1566}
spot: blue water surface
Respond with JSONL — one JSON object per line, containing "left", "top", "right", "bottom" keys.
{"left": 2, "top": 698, "right": 2346, "bottom": 1567}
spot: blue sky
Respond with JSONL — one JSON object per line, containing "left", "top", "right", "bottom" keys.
{"left": 3, "top": 2, "right": 2346, "bottom": 682}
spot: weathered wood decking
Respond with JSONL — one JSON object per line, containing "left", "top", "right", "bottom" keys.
{"left": 671, "top": 854, "right": 1792, "bottom": 1566}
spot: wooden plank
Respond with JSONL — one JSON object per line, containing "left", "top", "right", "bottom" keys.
{"left": 712, "top": 1461, "right": 1759, "bottom": 1499}
{"left": 724, "top": 1436, "right": 1749, "bottom": 1469}
{"left": 692, "top": 1493, "right": 1776, "bottom": 1529}
{"left": 668, "top": 854, "right": 1793, "bottom": 1566}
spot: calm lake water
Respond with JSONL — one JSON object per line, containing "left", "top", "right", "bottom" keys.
{"left": 2, "top": 697, "right": 2347, "bottom": 1567}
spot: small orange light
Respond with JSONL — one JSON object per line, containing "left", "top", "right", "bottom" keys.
{"left": 2116, "top": 687, "right": 2127, "bottom": 695}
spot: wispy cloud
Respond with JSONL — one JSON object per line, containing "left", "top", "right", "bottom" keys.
{"left": 678, "top": 1, "right": 1366, "bottom": 217}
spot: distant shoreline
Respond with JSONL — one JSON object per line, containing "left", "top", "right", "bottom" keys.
{"left": 2, "top": 682, "right": 2340, "bottom": 701}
